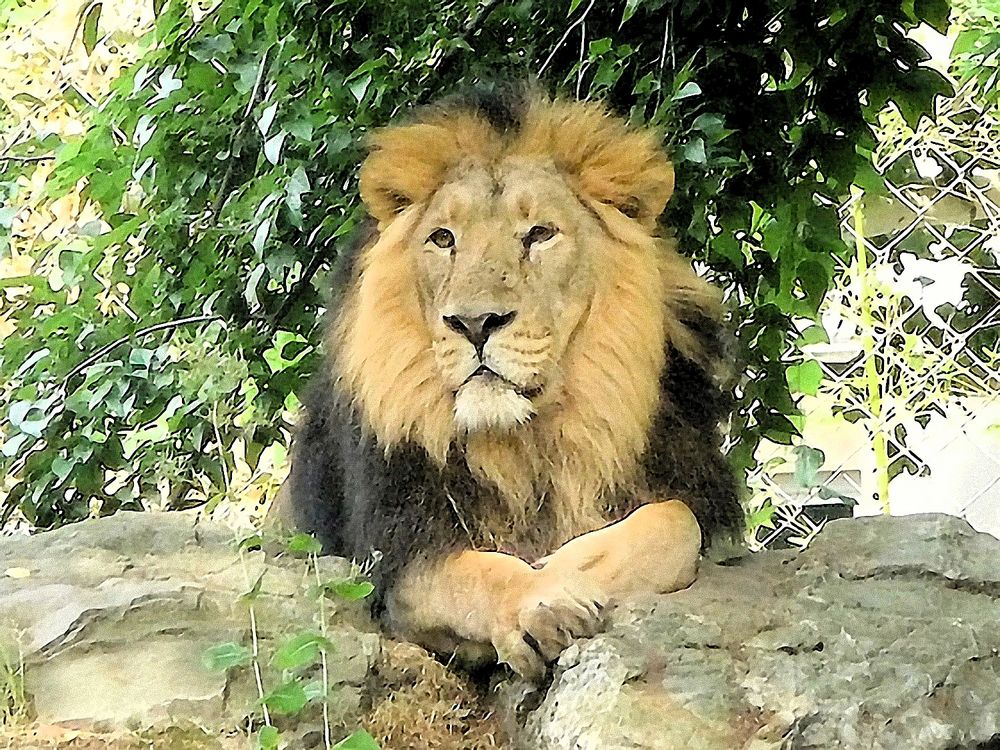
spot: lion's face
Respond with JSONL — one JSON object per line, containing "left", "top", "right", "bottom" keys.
{"left": 412, "top": 158, "right": 600, "bottom": 433}
{"left": 337, "top": 89, "right": 718, "bottom": 493}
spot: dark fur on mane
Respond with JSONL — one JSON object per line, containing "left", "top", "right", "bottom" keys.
{"left": 284, "top": 86, "right": 744, "bottom": 615}
{"left": 286, "top": 233, "right": 743, "bottom": 617}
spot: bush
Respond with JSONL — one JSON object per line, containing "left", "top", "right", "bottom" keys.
{"left": 0, "top": 0, "right": 950, "bottom": 528}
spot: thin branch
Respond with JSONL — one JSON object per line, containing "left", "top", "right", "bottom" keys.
{"left": 461, "top": 0, "right": 504, "bottom": 37}
{"left": 63, "top": 313, "right": 221, "bottom": 385}
{"left": 208, "top": 46, "right": 271, "bottom": 224}
{"left": 655, "top": 13, "right": 670, "bottom": 111}
{"left": 269, "top": 245, "right": 330, "bottom": 328}
{"left": 0, "top": 154, "right": 54, "bottom": 164}
{"left": 419, "top": 0, "right": 506, "bottom": 97}
{"left": 538, "top": 0, "right": 596, "bottom": 77}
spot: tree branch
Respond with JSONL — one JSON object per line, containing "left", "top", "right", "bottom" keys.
{"left": 63, "top": 313, "right": 222, "bottom": 385}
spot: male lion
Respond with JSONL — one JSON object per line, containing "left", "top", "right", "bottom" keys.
{"left": 280, "top": 86, "right": 743, "bottom": 681}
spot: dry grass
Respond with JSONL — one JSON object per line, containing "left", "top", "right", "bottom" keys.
{"left": 365, "top": 641, "right": 509, "bottom": 750}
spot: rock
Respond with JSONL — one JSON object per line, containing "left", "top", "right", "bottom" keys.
{"left": 0, "top": 511, "right": 379, "bottom": 746}
{"left": 512, "top": 513, "right": 1000, "bottom": 750}
{"left": 3, "top": 512, "right": 999, "bottom": 750}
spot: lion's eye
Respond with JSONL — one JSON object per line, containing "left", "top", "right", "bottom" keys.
{"left": 523, "top": 225, "right": 557, "bottom": 249}
{"left": 428, "top": 228, "right": 455, "bottom": 249}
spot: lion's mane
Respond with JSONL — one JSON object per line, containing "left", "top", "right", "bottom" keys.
{"left": 283, "top": 86, "right": 744, "bottom": 608}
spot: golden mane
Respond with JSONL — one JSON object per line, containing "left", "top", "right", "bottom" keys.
{"left": 331, "top": 93, "right": 721, "bottom": 548}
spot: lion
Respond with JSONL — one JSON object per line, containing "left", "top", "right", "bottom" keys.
{"left": 278, "top": 85, "right": 744, "bottom": 681}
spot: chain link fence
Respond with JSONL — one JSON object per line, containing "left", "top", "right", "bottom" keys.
{"left": 749, "top": 81, "right": 1000, "bottom": 550}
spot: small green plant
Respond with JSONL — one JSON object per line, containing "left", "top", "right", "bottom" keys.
{"left": 203, "top": 531, "right": 379, "bottom": 750}
{"left": 0, "top": 639, "right": 27, "bottom": 728}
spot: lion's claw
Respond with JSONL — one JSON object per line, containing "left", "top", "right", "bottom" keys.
{"left": 494, "top": 574, "right": 609, "bottom": 681}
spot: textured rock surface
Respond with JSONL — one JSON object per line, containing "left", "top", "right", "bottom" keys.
{"left": 511, "top": 514, "right": 1000, "bottom": 750}
{"left": 2, "top": 512, "right": 999, "bottom": 749}
{"left": 0, "top": 511, "right": 378, "bottom": 747}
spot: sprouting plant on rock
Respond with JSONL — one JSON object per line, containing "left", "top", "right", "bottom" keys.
{"left": 203, "top": 531, "right": 379, "bottom": 750}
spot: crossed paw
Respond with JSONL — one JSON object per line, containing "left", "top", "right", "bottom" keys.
{"left": 492, "top": 569, "right": 609, "bottom": 682}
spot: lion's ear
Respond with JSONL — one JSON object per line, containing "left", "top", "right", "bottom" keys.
{"left": 358, "top": 118, "right": 498, "bottom": 223}
{"left": 518, "top": 99, "right": 675, "bottom": 227}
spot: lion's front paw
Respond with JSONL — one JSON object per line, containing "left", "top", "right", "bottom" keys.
{"left": 493, "top": 572, "right": 608, "bottom": 682}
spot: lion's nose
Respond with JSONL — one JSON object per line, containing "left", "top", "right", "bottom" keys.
{"left": 443, "top": 311, "right": 517, "bottom": 353}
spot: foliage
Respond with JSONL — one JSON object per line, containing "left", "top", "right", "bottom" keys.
{"left": 0, "top": 640, "right": 26, "bottom": 728}
{"left": 204, "top": 530, "right": 379, "bottom": 749}
{"left": 951, "top": 0, "right": 1000, "bottom": 108}
{"left": 0, "top": 0, "right": 951, "bottom": 527}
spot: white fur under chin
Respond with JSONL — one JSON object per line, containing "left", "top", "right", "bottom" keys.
{"left": 454, "top": 377, "right": 535, "bottom": 434}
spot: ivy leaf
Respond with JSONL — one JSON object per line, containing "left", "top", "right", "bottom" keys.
{"left": 621, "top": 0, "right": 641, "bottom": 24}
{"left": 202, "top": 642, "right": 252, "bottom": 671}
{"left": 347, "top": 75, "right": 371, "bottom": 103}
{"left": 272, "top": 631, "right": 334, "bottom": 671}
{"left": 319, "top": 580, "right": 375, "bottom": 601}
{"left": 81, "top": 2, "right": 103, "bottom": 55}
{"left": 786, "top": 360, "right": 823, "bottom": 396}
{"left": 240, "top": 572, "right": 266, "bottom": 605}
{"left": 745, "top": 500, "right": 776, "bottom": 532}
{"left": 263, "top": 680, "right": 308, "bottom": 715}
{"left": 286, "top": 531, "right": 323, "bottom": 554}
{"left": 671, "top": 81, "right": 702, "bottom": 101}
{"left": 334, "top": 731, "right": 381, "bottom": 750}
{"left": 793, "top": 445, "right": 826, "bottom": 489}
{"left": 258, "top": 726, "right": 280, "bottom": 750}
{"left": 257, "top": 103, "right": 278, "bottom": 137}
{"left": 285, "top": 165, "right": 310, "bottom": 227}
{"left": 263, "top": 132, "right": 286, "bottom": 165}
{"left": 681, "top": 137, "right": 707, "bottom": 165}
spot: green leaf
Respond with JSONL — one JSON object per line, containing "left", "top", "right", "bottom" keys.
{"left": 914, "top": 0, "right": 950, "bottom": 33}
{"left": 258, "top": 726, "right": 280, "bottom": 750}
{"left": 263, "top": 680, "right": 308, "bottom": 715}
{"left": 588, "top": 38, "right": 612, "bottom": 57}
{"left": 285, "top": 165, "right": 310, "bottom": 227}
{"left": 680, "top": 137, "right": 706, "bottom": 165}
{"left": 621, "top": 0, "right": 641, "bottom": 24}
{"left": 240, "top": 572, "right": 266, "bottom": 604}
{"left": 263, "top": 331, "right": 312, "bottom": 374}
{"left": 671, "top": 81, "right": 702, "bottom": 100}
{"left": 272, "top": 631, "right": 334, "bottom": 671}
{"left": 793, "top": 445, "right": 825, "bottom": 489}
{"left": 81, "top": 2, "right": 102, "bottom": 55}
{"left": 263, "top": 132, "right": 286, "bottom": 165}
{"left": 347, "top": 75, "right": 371, "bottom": 103}
{"left": 237, "top": 533, "right": 264, "bottom": 551}
{"left": 786, "top": 360, "right": 823, "bottom": 396}
{"left": 334, "top": 731, "right": 381, "bottom": 750}
{"left": 795, "top": 325, "right": 829, "bottom": 347}
{"left": 321, "top": 580, "right": 375, "bottom": 601}
{"left": 286, "top": 531, "right": 323, "bottom": 555}
{"left": 257, "top": 103, "right": 278, "bottom": 137}
{"left": 190, "top": 33, "right": 235, "bottom": 62}
{"left": 202, "top": 642, "right": 252, "bottom": 671}
{"left": 745, "top": 500, "right": 776, "bottom": 532}
{"left": 252, "top": 219, "right": 271, "bottom": 255}
{"left": 302, "top": 680, "right": 328, "bottom": 702}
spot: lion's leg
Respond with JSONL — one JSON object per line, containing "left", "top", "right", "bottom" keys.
{"left": 386, "top": 549, "right": 605, "bottom": 681}
{"left": 522, "top": 500, "right": 701, "bottom": 658}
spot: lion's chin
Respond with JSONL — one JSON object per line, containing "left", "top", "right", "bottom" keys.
{"left": 453, "top": 376, "right": 536, "bottom": 434}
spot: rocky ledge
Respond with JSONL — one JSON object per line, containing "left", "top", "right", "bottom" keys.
{"left": 1, "top": 511, "right": 998, "bottom": 749}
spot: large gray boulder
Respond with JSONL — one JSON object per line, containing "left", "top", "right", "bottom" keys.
{"left": 0, "top": 511, "right": 379, "bottom": 748}
{"left": 512, "top": 514, "right": 1000, "bottom": 750}
{"left": 1, "top": 511, "right": 998, "bottom": 749}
